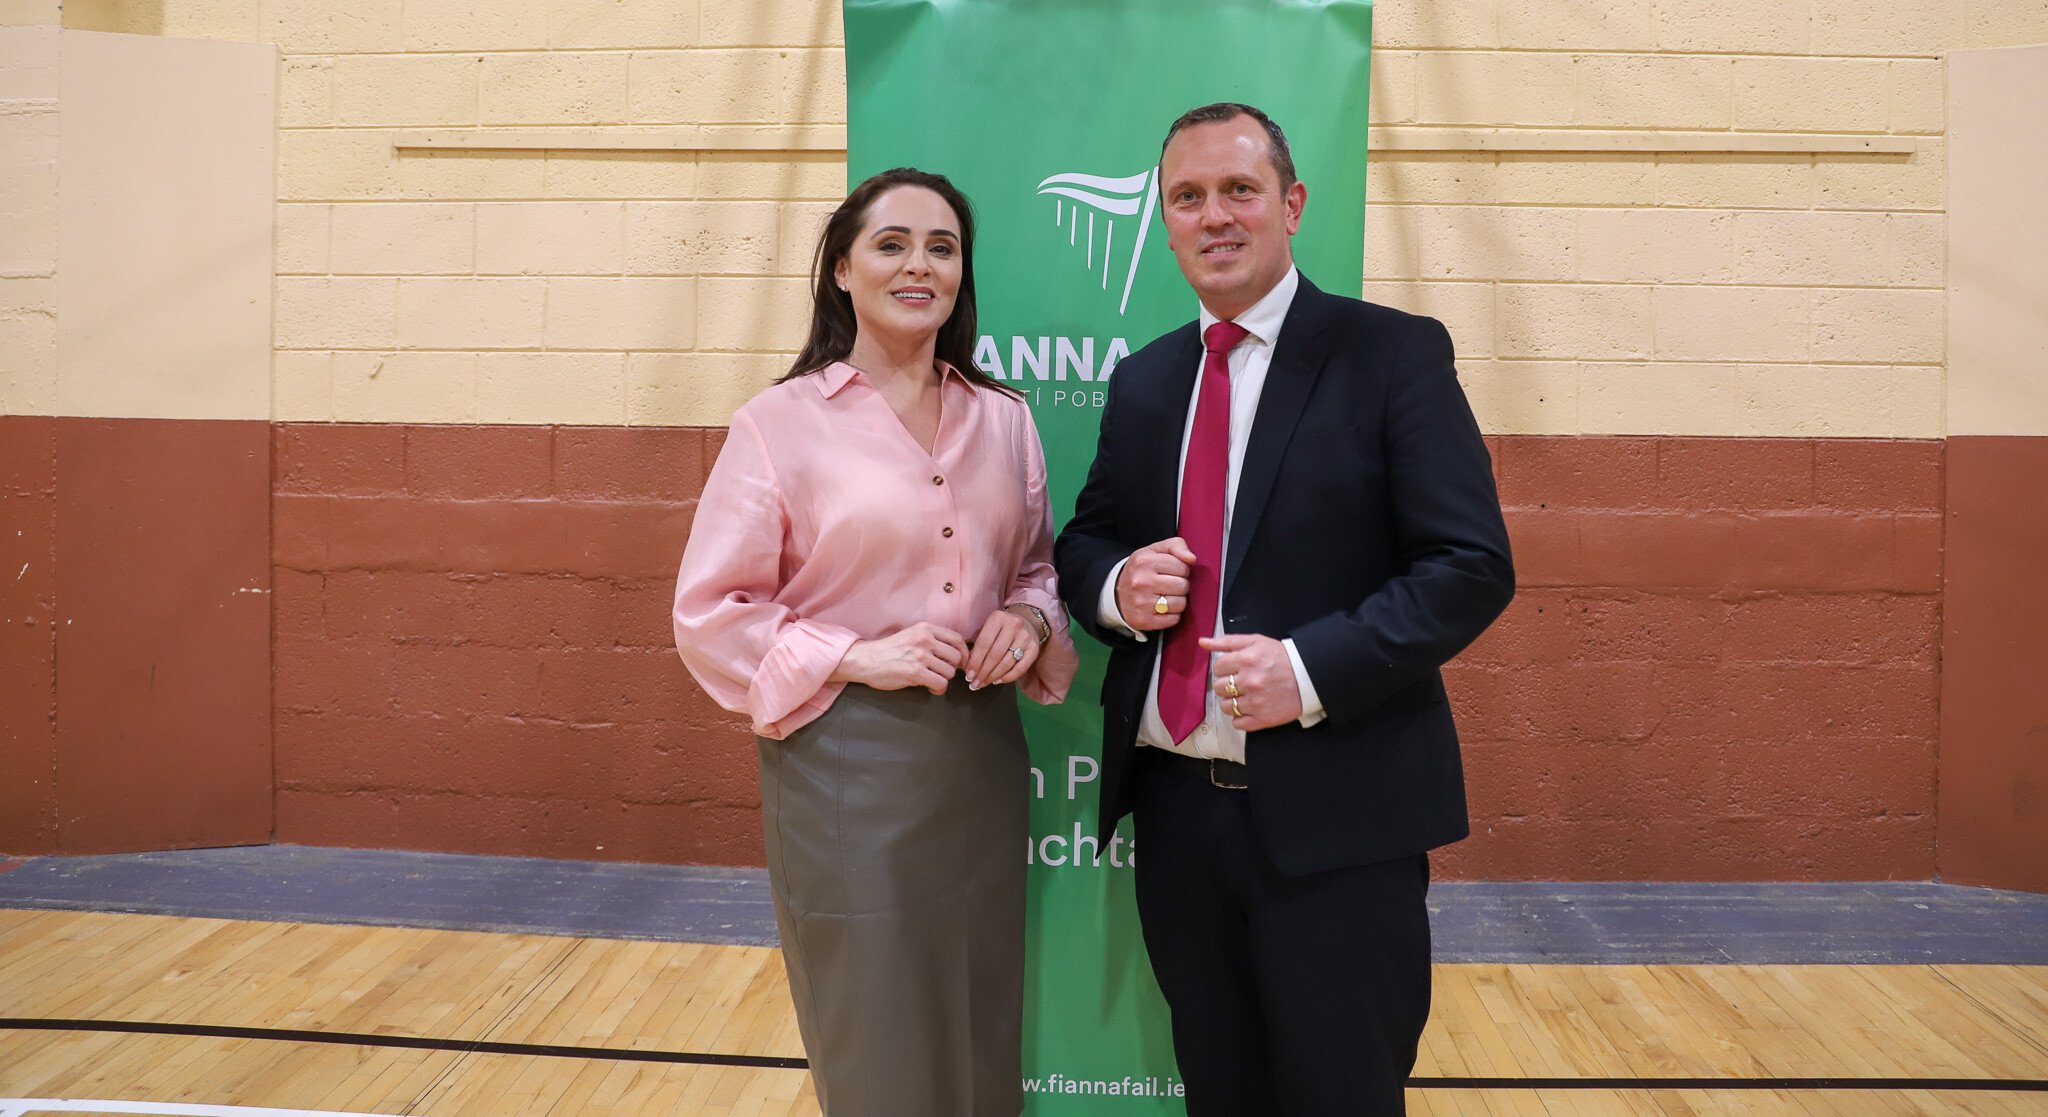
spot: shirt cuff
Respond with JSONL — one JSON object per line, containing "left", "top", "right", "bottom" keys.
{"left": 1283, "top": 638, "right": 1325, "bottom": 728}
{"left": 1097, "top": 558, "right": 1147, "bottom": 643}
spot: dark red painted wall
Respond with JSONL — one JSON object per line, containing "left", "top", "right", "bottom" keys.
{"left": 270, "top": 424, "right": 762, "bottom": 865}
{"left": 266, "top": 424, "right": 1955, "bottom": 882}
{"left": 1938, "top": 437, "right": 2048, "bottom": 893}
{"left": 1441, "top": 436, "right": 1943, "bottom": 880}
{"left": 1, "top": 416, "right": 272, "bottom": 855}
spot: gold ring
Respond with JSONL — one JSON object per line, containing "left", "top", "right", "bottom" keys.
{"left": 1224, "top": 674, "right": 1240, "bottom": 699}
{"left": 1230, "top": 697, "right": 1243, "bottom": 718}
{"left": 1154, "top": 595, "right": 1170, "bottom": 615}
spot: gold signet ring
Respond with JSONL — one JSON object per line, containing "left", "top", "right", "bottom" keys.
{"left": 1154, "top": 595, "right": 1171, "bottom": 614}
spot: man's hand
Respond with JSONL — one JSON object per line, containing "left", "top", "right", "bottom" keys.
{"left": 1115, "top": 537, "right": 1199, "bottom": 632}
{"left": 1201, "top": 633, "right": 1303, "bottom": 731}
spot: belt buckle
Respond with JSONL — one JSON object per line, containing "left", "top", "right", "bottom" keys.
{"left": 1208, "top": 759, "right": 1247, "bottom": 790}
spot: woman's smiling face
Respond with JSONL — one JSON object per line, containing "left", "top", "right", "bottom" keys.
{"left": 834, "top": 185, "right": 964, "bottom": 346}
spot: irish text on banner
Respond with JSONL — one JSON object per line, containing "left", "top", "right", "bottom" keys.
{"left": 844, "top": 1, "right": 1372, "bottom": 1110}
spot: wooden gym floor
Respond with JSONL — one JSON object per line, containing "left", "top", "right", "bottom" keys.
{"left": 3, "top": 905, "right": 2045, "bottom": 1116}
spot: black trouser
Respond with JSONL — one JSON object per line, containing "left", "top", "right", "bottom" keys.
{"left": 1130, "top": 748, "right": 1433, "bottom": 1116}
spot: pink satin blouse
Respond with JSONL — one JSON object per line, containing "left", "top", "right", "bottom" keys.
{"left": 673, "top": 361, "right": 1079, "bottom": 738}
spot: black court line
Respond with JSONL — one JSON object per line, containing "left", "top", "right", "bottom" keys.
{"left": 7, "top": 1018, "right": 2048, "bottom": 1092}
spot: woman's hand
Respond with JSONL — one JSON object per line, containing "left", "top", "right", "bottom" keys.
{"left": 963, "top": 606, "right": 1044, "bottom": 691}
{"left": 832, "top": 622, "right": 969, "bottom": 694}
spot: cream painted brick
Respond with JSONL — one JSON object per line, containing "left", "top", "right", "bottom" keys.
{"left": 1372, "top": 0, "right": 1498, "bottom": 49}
{"left": 1580, "top": 362, "right": 1942, "bottom": 437}
{"left": 0, "top": 274, "right": 55, "bottom": 314}
{"left": 278, "top": 58, "right": 333, "bottom": 127}
{"left": 1496, "top": 156, "right": 1656, "bottom": 207}
{"left": 1813, "top": 288, "right": 1943, "bottom": 362}
{"left": 332, "top": 350, "right": 476, "bottom": 422}
{"left": 477, "top": 202, "right": 625, "bottom": 275}
{"left": 480, "top": 53, "right": 630, "bottom": 126}
{"left": 1501, "top": 0, "right": 1650, "bottom": 49}
{"left": 1890, "top": 59, "right": 1945, "bottom": 134}
{"left": 1361, "top": 281, "right": 1497, "bottom": 359}
{"left": 0, "top": 145, "right": 56, "bottom": 277}
{"left": 545, "top": 152, "right": 696, "bottom": 199}
{"left": 1577, "top": 210, "right": 1735, "bottom": 283}
{"left": 275, "top": 276, "right": 398, "bottom": 349}
{"left": 1652, "top": 286, "right": 1810, "bottom": 362}
{"left": 333, "top": 54, "right": 479, "bottom": 127}
{"left": 1815, "top": 141, "right": 1942, "bottom": 210}
{"left": 697, "top": 152, "right": 846, "bottom": 200}
{"left": 775, "top": 200, "right": 835, "bottom": 276}
{"left": 1657, "top": 154, "right": 1812, "bottom": 209}
{"left": 1964, "top": 0, "right": 2048, "bottom": 47}
{"left": 0, "top": 304, "right": 56, "bottom": 414}
{"left": 1576, "top": 55, "right": 1733, "bottom": 130}
{"left": 1363, "top": 205, "right": 1422, "bottom": 282}
{"left": 272, "top": 349, "right": 332, "bottom": 420}
{"left": 278, "top": 131, "right": 399, "bottom": 200}
{"left": 1458, "top": 359, "right": 1580, "bottom": 435}
{"left": 784, "top": 47, "right": 845, "bottom": 124}
{"left": 393, "top": 150, "right": 549, "bottom": 201}
{"left": 1417, "top": 206, "right": 1575, "bottom": 281}
{"left": 1415, "top": 52, "right": 1574, "bottom": 127}
{"left": 159, "top": 0, "right": 263, "bottom": 40}
{"left": 627, "top": 351, "right": 786, "bottom": 426}
{"left": 1735, "top": 58, "right": 1890, "bottom": 132}
{"left": 697, "top": 276, "right": 810, "bottom": 352}
{"left": 1368, "top": 154, "right": 1497, "bottom": 207}
{"left": 1652, "top": 0, "right": 1812, "bottom": 52}
{"left": 1815, "top": 0, "right": 1965, "bottom": 54}
{"left": 1, "top": 0, "right": 59, "bottom": 26}
{"left": 275, "top": 204, "right": 330, "bottom": 274}
{"left": 330, "top": 203, "right": 473, "bottom": 274}
{"left": 402, "top": 0, "right": 549, "bottom": 50}
{"left": 1369, "top": 50, "right": 1418, "bottom": 125}
{"left": 0, "top": 25, "right": 56, "bottom": 97}
{"left": 59, "top": 0, "right": 148, "bottom": 33}
{"left": 1498, "top": 284, "right": 1652, "bottom": 360}
{"left": 263, "top": 0, "right": 404, "bottom": 52}
{"left": 701, "top": 0, "right": 840, "bottom": 47}
{"left": 1888, "top": 213, "right": 1945, "bottom": 288}
{"left": 626, "top": 201, "right": 779, "bottom": 275}
{"left": 629, "top": 49, "right": 793, "bottom": 124}
{"left": 547, "top": 0, "right": 697, "bottom": 49}
{"left": 1733, "top": 211, "right": 1890, "bottom": 286}
{"left": 478, "top": 351, "right": 625, "bottom": 423}
{"left": 396, "top": 277, "right": 546, "bottom": 349}
{"left": 545, "top": 277, "right": 696, "bottom": 349}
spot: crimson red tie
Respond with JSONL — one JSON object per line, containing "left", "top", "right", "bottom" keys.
{"left": 1158, "top": 320, "right": 1249, "bottom": 743}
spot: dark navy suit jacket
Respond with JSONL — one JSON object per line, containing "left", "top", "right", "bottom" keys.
{"left": 1054, "top": 274, "right": 1515, "bottom": 876}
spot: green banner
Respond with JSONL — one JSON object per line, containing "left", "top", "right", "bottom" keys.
{"left": 844, "top": 2, "right": 1372, "bottom": 1109}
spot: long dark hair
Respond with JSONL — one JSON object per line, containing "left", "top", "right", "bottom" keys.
{"left": 781, "top": 167, "right": 1012, "bottom": 394}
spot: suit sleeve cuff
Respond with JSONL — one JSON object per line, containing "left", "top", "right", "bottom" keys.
{"left": 1098, "top": 558, "right": 1146, "bottom": 643}
{"left": 1284, "top": 637, "right": 1325, "bottom": 728}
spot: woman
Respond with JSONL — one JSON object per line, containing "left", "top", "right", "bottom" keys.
{"left": 672, "top": 167, "right": 1078, "bottom": 1116}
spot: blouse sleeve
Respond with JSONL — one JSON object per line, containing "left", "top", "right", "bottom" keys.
{"left": 1004, "top": 403, "right": 1079, "bottom": 705}
{"left": 673, "top": 412, "right": 859, "bottom": 738}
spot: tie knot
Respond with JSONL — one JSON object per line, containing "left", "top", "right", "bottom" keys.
{"left": 1204, "top": 320, "right": 1250, "bottom": 355}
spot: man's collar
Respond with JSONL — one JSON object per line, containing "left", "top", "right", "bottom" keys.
{"left": 1197, "top": 267, "right": 1301, "bottom": 346}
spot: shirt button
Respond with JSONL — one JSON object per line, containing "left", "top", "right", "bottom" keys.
{"left": 942, "top": 527, "right": 954, "bottom": 538}
{"left": 932, "top": 475, "right": 944, "bottom": 485}
{"left": 943, "top": 582, "right": 955, "bottom": 593}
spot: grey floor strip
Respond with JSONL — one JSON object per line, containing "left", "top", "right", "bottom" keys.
{"left": 3, "top": 846, "right": 2046, "bottom": 963}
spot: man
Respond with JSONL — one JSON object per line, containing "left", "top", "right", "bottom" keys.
{"left": 1054, "top": 103, "right": 1515, "bottom": 1115}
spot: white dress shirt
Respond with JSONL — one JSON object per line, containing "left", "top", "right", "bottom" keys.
{"left": 1096, "top": 267, "right": 1326, "bottom": 763}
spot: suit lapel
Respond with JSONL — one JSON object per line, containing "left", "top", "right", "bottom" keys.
{"left": 1223, "top": 279, "right": 1335, "bottom": 605}
{"left": 1138, "top": 324, "right": 1203, "bottom": 543}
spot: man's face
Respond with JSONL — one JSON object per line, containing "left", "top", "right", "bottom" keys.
{"left": 1158, "top": 115, "right": 1306, "bottom": 321}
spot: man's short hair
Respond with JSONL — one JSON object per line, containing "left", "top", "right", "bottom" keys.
{"left": 1160, "top": 102, "right": 1297, "bottom": 188}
